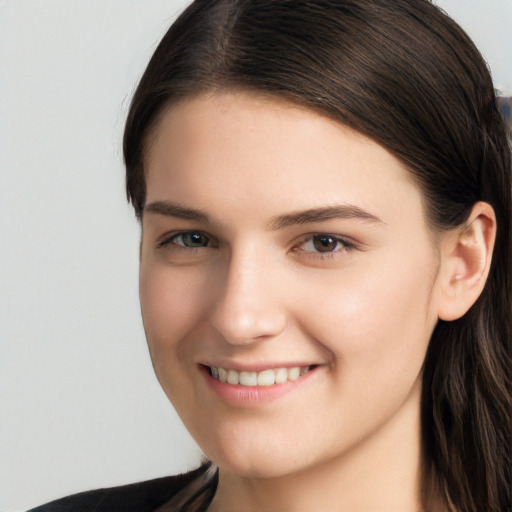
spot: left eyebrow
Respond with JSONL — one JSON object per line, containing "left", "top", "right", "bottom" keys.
{"left": 267, "top": 204, "right": 384, "bottom": 230}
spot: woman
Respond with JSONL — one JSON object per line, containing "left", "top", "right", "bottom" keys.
{"left": 31, "top": 0, "right": 511, "bottom": 511}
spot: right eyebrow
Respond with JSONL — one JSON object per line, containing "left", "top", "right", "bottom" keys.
{"left": 143, "top": 201, "right": 211, "bottom": 223}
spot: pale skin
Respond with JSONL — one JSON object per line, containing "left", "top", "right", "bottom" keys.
{"left": 139, "top": 91, "right": 496, "bottom": 512}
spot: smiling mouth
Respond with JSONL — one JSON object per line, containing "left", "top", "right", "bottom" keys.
{"left": 206, "top": 365, "right": 313, "bottom": 386}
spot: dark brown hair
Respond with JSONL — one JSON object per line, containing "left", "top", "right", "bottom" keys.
{"left": 123, "top": 1, "right": 512, "bottom": 511}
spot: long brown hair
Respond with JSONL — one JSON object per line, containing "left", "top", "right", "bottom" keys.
{"left": 123, "top": 1, "right": 512, "bottom": 510}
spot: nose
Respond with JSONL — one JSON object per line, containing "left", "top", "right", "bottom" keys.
{"left": 209, "top": 246, "right": 287, "bottom": 345}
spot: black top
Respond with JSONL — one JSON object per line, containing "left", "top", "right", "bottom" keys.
{"left": 28, "top": 463, "right": 217, "bottom": 512}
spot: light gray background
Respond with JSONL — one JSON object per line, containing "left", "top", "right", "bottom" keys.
{"left": 1, "top": 1, "right": 510, "bottom": 511}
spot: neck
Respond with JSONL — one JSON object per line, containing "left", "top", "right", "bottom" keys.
{"left": 209, "top": 382, "right": 427, "bottom": 512}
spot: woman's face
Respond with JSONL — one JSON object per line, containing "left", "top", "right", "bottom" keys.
{"left": 140, "top": 92, "right": 443, "bottom": 478}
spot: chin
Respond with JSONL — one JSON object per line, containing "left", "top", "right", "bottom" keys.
{"left": 201, "top": 433, "right": 320, "bottom": 480}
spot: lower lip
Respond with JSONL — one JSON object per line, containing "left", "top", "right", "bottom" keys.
{"left": 201, "top": 365, "right": 319, "bottom": 407}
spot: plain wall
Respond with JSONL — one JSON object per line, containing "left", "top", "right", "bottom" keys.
{"left": 0, "top": 1, "right": 510, "bottom": 511}
{"left": 0, "top": 3, "right": 201, "bottom": 512}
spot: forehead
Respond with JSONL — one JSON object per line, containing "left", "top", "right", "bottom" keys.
{"left": 144, "top": 91, "right": 423, "bottom": 228}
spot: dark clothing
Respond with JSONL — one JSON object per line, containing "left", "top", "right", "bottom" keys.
{"left": 28, "top": 463, "right": 217, "bottom": 512}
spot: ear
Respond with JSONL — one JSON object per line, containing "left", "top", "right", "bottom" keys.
{"left": 437, "top": 202, "right": 496, "bottom": 321}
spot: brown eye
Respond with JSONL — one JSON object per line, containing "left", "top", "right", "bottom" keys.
{"left": 298, "top": 234, "right": 351, "bottom": 254}
{"left": 312, "top": 235, "right": 338, "bottom": 252}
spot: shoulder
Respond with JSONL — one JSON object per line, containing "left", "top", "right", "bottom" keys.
{"left": 27, "top": 464, "right": 209, "bottom": 512}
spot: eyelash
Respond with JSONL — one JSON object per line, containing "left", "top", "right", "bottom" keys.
{"left": 157, "top": 231, "right": 355, "bottom": 258}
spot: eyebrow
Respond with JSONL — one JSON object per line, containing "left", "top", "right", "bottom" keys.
{"left": 143, "top": 201, "right": 383, "bottom": 228}
{"left": 144, "top": 201, "right": 211, "bottom": 223}
{"left": 267, "top": 204, "right": 384, "bottom": 230}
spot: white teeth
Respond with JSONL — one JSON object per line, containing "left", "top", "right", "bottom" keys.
{"left": 239, "top": 371, "right": 258, "bottom": 386}
{"left": 257, "top": 369, "right": 275, "bottom": 386}
{"left": 218, "top": 367, "right": 228, "bottom": 383}
{"left": 227, "top": 369, "right": 239, "bottom": 385}
{"left": 209, "top": 365, "right": 311, "bottom": 386}
{"left": 275, "top": 368, "right": 288, "bottom": 384}
{"left": 287, "top": 367, "right": 300, "bottom": 381}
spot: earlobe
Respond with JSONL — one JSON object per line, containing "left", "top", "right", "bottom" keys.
{"left": 437, "top": 202, "right": 496, "bottom": 321}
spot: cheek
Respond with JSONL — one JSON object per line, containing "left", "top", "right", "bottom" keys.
{"left": 296, "top": 250, "right": 438, "bottom": 382}
{"left": 139, "top": 263, "right": 207, "bottom": 362}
